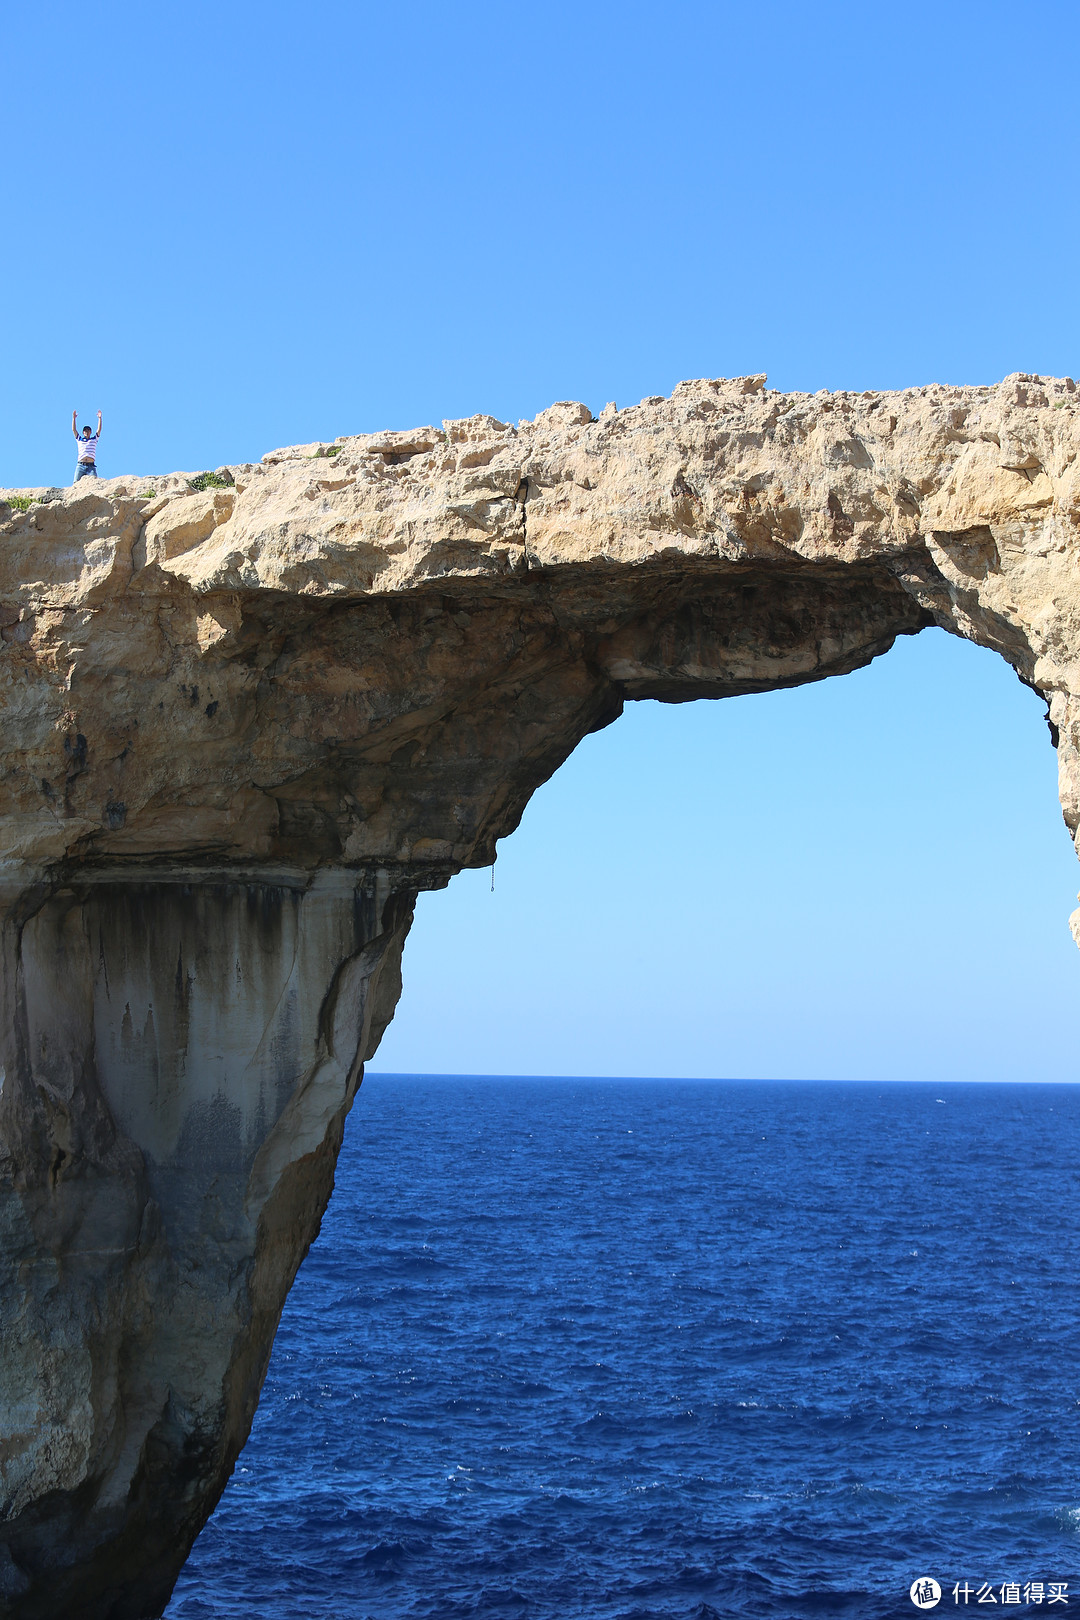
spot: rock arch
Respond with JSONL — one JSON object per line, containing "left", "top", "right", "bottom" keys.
{"left": 0, "top": 373, "right": 1077, "bottom": 1618}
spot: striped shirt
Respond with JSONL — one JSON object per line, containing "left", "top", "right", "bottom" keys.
{"left": 77, "top": 433, "right": 99, "bottom": 463}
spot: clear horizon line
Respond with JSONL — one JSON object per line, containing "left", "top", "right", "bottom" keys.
{"left": 362, "top": 1071, "right": 1078, "bottom": 1084}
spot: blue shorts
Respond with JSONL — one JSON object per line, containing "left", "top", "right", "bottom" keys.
{"left": 74, "top": 461, "right": 97, "bottom": 481}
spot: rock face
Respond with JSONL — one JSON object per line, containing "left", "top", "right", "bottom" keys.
{"left": 1, "top": 373, "right": 1078, "bottom": 1617}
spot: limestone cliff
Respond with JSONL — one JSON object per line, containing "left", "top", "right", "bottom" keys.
{"left": 1, "top": 373, "right": 1078, "bottom": 1618}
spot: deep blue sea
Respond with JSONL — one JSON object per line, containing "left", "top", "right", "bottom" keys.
{"left": 166, "top": 1078, "right": 1080, "bottom": 1620}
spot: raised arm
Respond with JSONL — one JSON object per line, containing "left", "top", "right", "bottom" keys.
{"left": 72, "top": 408, "right": 79, "bottom": 441}
{"left": 96, "top": 409, "right": 102, "bottom": 439}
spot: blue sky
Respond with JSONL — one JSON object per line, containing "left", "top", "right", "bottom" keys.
{"left": 378, "top": 630, "right": 1080, "bottom": 1081}
{"left": 5, "top": 0, "right": 1079, "bottom": 1078}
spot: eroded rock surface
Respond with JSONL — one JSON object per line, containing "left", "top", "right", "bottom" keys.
{"left": 1, "top": 373, "right": 1078, "bottom": 1617}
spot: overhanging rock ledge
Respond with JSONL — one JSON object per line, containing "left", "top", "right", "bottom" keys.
{"left": 1, "top": 373, "right": 1078, "bottom": 1618}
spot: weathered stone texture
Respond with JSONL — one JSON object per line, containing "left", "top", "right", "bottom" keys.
{"left": 0, "top": 373, "right": 1078, "bottom": 1616}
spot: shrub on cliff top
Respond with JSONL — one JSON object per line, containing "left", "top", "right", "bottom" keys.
{"left": 188, "top": 471, "right": 233, "bottom": 493}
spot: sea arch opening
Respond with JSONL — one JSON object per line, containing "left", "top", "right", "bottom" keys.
{"left": 166, "top": 624, "right": 1080, "bottom": 1615}
{"left": 381, "top": 624, "right": 1080, "bottom": 1086}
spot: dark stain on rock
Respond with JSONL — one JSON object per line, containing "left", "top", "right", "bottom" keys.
{"left": 827, "top": 491, "right": 855, "bottom": 535}
{"left": 64, "top": 733, "right": 88, "bottom": 779}
{"left": 49, "top": 1146, "right": 67, "bottom": 1189}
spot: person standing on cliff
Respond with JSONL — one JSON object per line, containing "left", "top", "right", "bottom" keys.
{"left": 72, "top": 409, "right": 102, "bottom": 481}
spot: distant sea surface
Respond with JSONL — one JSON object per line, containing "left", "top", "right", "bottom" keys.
{"left": 166, "top": 1078, "right": 1080, "bottom": 1620}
